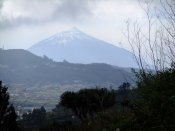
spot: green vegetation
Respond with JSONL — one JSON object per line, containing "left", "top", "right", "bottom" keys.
{"left": 1, "top": 65, "right": 175, "bottom": 131}
{"left": 20, "top": 106, "right": 47, "bottom": 130}
{"left": 0, "top": 81, "right": 18, "bottom": 131}
{"left": 129, "top": 67, "right": 175, "bottom": 131}
{"left": 60, "top": 88, "right": 115, "bottom": 120}
{"left": 39, "top": 66, "right": 175, "bottom": 131}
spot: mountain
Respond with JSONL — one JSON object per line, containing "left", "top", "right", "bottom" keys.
{"left": 0, "top": 49, "right": 135, "bottom": 108}
{"left": 0, "top": 49, "right": 134, "bottom": 87}
{"left": 28, "top": 28, "right": 137, "bottom": 67}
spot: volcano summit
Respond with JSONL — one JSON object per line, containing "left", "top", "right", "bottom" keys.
{"left": 29, "top": 28, "right": 137, "bottom": 67}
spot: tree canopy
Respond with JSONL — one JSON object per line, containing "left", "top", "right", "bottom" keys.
{"left": 59, "top": 88, "right": 115, "bottom": 120}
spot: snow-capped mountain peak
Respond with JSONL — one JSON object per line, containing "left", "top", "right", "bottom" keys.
{"left": 28, "top": 28, "right": 138, "bottom": 67}
{"left": 46, "top": 28, "right": 90, "bottom": 45}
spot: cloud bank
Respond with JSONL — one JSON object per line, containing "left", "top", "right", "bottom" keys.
{"left": 0, "top": 0, "right": 166, "bottom": 49}
{"left": 0, "top": 0, "right": 96, "bottom": 29}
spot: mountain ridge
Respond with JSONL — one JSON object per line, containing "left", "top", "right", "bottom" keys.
{"left": 0, "top": 49, "right": 135, "bottom": 108}
{"left": 0, "top": 49, "right": 135, "bottom": 87}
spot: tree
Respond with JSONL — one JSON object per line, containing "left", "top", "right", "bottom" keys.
{"left": 125, "top": 0, "right": 175, "bottom": 74}
{"left": 0, "top": 81, "right": 18, "bottom": 131}
{"left": 123, "top": 1, "right": 175, "bottom": 130}
{"left": 22, "top": 106, "right": 47, "bottom": 129}
{"left": 127, "top": 67, "right": 175, "bottom": 131}
{"left": 59, "top": 88, "right": 115, "bottom": 121}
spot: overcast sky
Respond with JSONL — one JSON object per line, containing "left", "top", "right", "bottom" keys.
{"left": 0, "top": 0, "right": 160, "bottom": 49}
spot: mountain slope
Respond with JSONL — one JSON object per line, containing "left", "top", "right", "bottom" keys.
{"left": 0, "top": 49, "right": 136, "bottom": 108}
{"left": 0, "top": 49, "right": 134, "bottom": 87}
{"left": 28, "top": 28, "right": 137, "bottom": 67}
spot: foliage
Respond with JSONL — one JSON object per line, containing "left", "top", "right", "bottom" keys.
{"left": 20, "top": 106, "right": 47, "bottom": 129}
{"left": 20, "top": 67, "right": 175, "bottom": 131}
{"left": 128, "top": 67, "right": 175, "bottom": 131}
{"left": 59, "top": 88, "right": 116, "bottom": 120}
{"left": 50, "top": 68, "right": 175, "bottom": 131}
{"left": 0, "top": 81, "right": 18, "bottom": 131}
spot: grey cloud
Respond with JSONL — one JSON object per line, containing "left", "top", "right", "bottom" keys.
{"left": 0, "top": 0, "right": 4, "bottom": 13}
{"left": 0, "top": 16, "right": 42, "bottom": 29}
{"left": 0, "top": 0, "right": 96, "bottom": 29}
{"left": 0, "top": 0, "right": 4, "bottom": 6}
{"left": 53, "top": 0, "right": 95, "bottom": 21}
{"left": 0, "top": 0, "right": 170, "bottom": 29}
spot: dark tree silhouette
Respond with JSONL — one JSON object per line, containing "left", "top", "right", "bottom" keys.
{"left": 22, "top": 106, "right": 47, "bottom": 129}
{"left": 0, "top": 81, "right": 18, "bottom": 131}
{"left": 128, "top": 67, "right": 175, "bottom": 131}
{"left": 59, "top": 88, "right": 115, "bottom": 120}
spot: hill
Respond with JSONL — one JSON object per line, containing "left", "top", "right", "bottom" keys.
{"left": 0, "top": 49, "right": 134, "bottom": 87}
{"left": 0, "top": 49, "right": 135, "bottom": 108}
